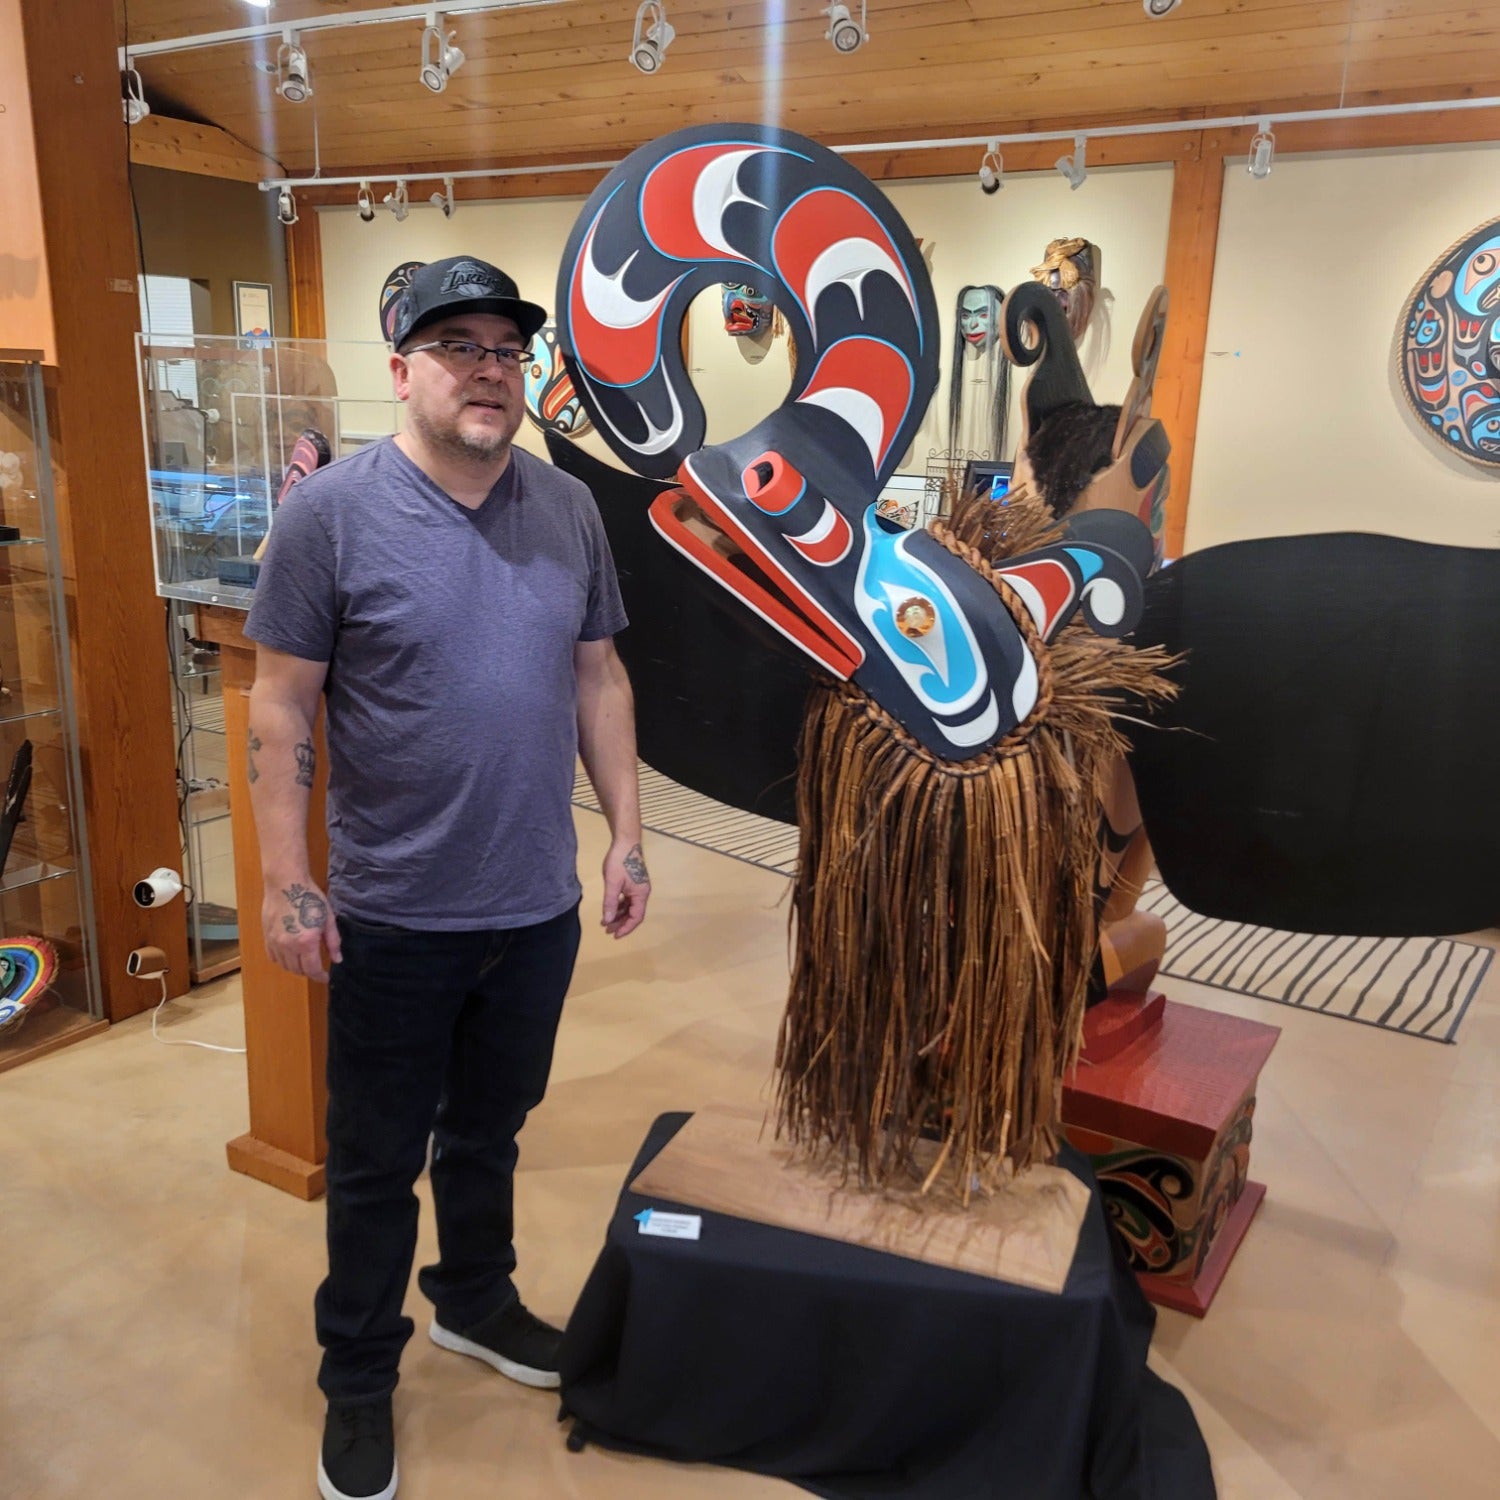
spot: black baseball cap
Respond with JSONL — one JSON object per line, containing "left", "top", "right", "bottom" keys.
{"left": 388, "top": 256, "right": 547, "bottom": 348}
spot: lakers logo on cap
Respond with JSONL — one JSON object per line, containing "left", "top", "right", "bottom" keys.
{"left": 441, "top": 259, "right": 502, "bottom": 296}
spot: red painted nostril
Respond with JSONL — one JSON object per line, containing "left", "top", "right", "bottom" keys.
{"left": 740, "top": 452, "right": 804, "bottom": 515}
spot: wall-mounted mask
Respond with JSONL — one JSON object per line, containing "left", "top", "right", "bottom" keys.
{"left": 523, "top": 323, "right": 592, "bottom": 437}
{"left": 722, "top": 282, "right": 774, "bottom": 337}
{"left": 1031, "top": 237, "right": 1100, "bottom": 342}
{"left": 378, "top": 260, "right": 425, "bottom": 345}
{"left": 957, "top": 286, "right": 999, "bottom": 354}
{"left": 1397, "top": 215, "right": 1500, "bottom": 468}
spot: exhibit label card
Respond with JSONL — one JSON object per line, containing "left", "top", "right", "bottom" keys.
{"left": 634, "top": 1208, "right": 702, "bottom": 1240}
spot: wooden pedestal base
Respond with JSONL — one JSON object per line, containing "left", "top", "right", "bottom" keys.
{"left": 1063, "top": 995, "right": 1279, "bottom": 1317}
{"left": 227, "top": 1132, "right": 326, "bottom": 1201}
{"left": 198, "top": 605, "right": 329, "bottom": 1202}
{"left": 630, "top": 1103, "right": 1090, "bottom": 1293}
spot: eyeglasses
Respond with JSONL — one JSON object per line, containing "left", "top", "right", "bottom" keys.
{"left": 402, "top": 338, "right": 533, "bottom": 372}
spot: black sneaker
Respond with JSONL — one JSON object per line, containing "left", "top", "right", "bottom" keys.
{"left": 318, "top": 1396, "right": 397, "bottom": 1500}
{"left": 429, "top": 1299, "right": 563, "bottom": 1389}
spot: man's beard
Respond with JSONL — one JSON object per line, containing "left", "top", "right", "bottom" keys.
{"left": 409, "top": 401, "right": 514, "bottom": 463}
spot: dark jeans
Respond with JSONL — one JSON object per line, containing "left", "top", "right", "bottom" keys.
{"left": 315, "top": 903, "right": 582, "bottom": 1402}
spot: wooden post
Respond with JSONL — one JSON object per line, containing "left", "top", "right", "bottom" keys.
{"left": 17, "top": 0, "right": 191, "bottom": 1016}
{"left": 198, "top": 604, "right": 329, "bottom": 1199}
{"left": 287, "top": 211, "right": 327, "bottom": 340}
{"left": 1154, "top": 134, "right": 1227, "bottom": 559}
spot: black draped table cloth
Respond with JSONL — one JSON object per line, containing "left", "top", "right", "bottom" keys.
{"left": 559, "top": 1113, "right": 1216, "bottom": 1500}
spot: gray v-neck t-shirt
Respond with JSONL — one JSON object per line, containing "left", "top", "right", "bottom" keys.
{"left": 245, "top": 438, "right": 627, "bottom": 929}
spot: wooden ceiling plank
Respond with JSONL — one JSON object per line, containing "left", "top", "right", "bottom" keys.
{"left": 132, "top": 0, "right": 1389, "bottom": 87}
{"left": 123, "top": 0, "right": 1500, "bottom": 177}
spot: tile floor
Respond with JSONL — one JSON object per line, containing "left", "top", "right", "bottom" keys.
{"left": 1, "top": 805, "right": 1496, "bottom": 1499}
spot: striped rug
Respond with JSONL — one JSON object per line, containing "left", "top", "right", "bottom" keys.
{"left": 573, "top": 764, "right": 800, "bottom": 876}
{"left": 1143, "top": 882, "right": 1492, "bottom": 1043}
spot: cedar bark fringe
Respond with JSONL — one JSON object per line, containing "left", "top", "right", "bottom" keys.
{"left": 775, "top": 486, "right": 1173, "bottom": 1200}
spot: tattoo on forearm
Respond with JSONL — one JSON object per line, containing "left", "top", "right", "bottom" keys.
{"left": 247, "top": 730, "right": 261, "bottom": 784}
{"left": 294, "top": 738, "right": 316, "bottom": 788}
{"left": 623, "top": 843, "right": 649, "bottom": 884}
{"left": 283, "top": 883, "right": 328, "bottom": 931}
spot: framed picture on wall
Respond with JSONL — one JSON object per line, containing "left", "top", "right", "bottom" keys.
{"left": 234, "top": 281, "right": 274, "bottom": 345}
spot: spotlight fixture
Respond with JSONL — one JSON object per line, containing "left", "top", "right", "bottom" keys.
{"left": 429, "top": 176, "right": 456, "bottom": 217}
{"left": 357, "top": 181, "right": 376, "bottom": 222}
{"left": 1143, "top": 0, "right": 1183, "bottom": 16}
{"left": 1055, "top": 135, "right": 1087, "bottom": 191}
{"left": 122, "top": 65, "right": 150, "bottom": 126}
{"left": 384, "top": 180, "right": 410, "bottom": 222}
{"left": 978, "top": 140, "right": 1003, "bottom": 196}
{"left": 277, "top": 29, "right": 313, "bottom": 103}
{"left": 276, "top": 186, "right": 298, "bottom": 226}
{"left": 1248, "top": 120, "right": 1275, "bottom": 179}
{"left": 823, "top": 1, "right": 868, "bottom": 54}
{"left": 629, "top": 1, "right": 675, "bottom": 74}
{"left": 420, "top": 11, "right": 466, "bottom": 93}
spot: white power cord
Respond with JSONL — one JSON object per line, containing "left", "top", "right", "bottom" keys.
{"left": 149, "top": 973, "right": 246, "bottom": 1055}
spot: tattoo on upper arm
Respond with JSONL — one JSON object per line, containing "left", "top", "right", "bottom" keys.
{"left": 623, "top": 843, "right": 650, "bottom": 884}
{"left": 283, "top": 884, "right": 328, "bottom": 930}
{"left": 294, "top": 738, "right": 316, "bottom": 788}
{"left": 247, "top": 730, "right": 262, "bottom": 783}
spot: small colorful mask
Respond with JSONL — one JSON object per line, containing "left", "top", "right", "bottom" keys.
{"left": 1031, "top": 238, "right": 1100, "bottom": 342}
{"left": 722, "top": 282, "right": 774, "bottom": 337}
{"left": 524, "top": 323, "right": 592, "bottom": 437}
{"left": 1398, "top": 216, "right": 1500, "bottom": 468}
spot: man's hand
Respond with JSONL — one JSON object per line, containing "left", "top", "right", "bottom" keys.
{"left": 263, "top": 877, "right": 342, "bottom": 982}
{"left": 601, "top": 839, "right": 651, "bottom": 939}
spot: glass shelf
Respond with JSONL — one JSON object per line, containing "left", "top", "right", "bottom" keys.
{"left": 0, "top": 704, "right": 62, "bottom": 729}
{"left": 0, "top": 537, "right": 43, "bottom": 548}
{"left": 159, "top": 578, "right": 256, "bottom": 610}
{"left": 1, "top": 859, "right": 77, "bottom": 895}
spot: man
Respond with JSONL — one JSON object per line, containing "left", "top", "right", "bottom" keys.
{"left": 244, "top": 256, "right": 649, "bottom": 1500}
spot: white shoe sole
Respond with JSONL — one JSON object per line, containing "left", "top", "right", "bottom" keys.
{"left": 428, "top": 1319, "right": 562, "bottom": 1389}
{"left": 317, "top": 1452, "right": 398, "bottom": 1500}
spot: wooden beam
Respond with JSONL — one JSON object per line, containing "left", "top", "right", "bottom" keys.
{"left": 1155, "top": 134, "right": 1225, "bottom": 559}
{"left": 286, "top": 208, "right": 325, "bottom": 340}
{"left": 19, "top": 0, "right": 191, "bottom": 1018}
{"left": 128, "top": 112, "right": 281, "bottom": 183}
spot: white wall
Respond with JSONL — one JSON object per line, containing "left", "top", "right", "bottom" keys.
{"left": 1190, "top": 142, "right": 1500, "bottom": 553}
{"left": 316, "top": 160, "right": 1174, "bottom": 474}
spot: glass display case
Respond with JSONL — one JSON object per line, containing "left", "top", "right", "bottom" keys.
{"left": 137, "top": 334, "right": 399, "bottom": 979}
{"left": 0, "top": 356, "right": 104, "bottom": 1071}
{"left": 137, "top": 333, "right": 400, "bottom": 609}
